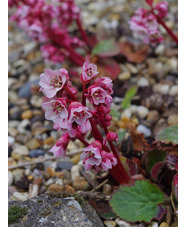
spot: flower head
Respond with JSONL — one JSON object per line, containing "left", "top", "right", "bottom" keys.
{"left": 155, "top": 1, "right": 168, "bottom": 19}
{"left": 93, "top": 77, "right": 113, "bottom": 94}
{"left": 49, "top": 133, "right": 70, "bottom": 158}
{"left": 80, "top": 141, "right": 102, "bottom": 170}
{"left": 80, "top": 61, "right": 99, "bottom": 84}
{"left": 42, "top": 99, "right": 68, "bottom": 123}
{"left": 100, "top": 150, "right": 117, "bottom": 171}
{"left": 39, "top": 68, "right": 69, "bottom": 98}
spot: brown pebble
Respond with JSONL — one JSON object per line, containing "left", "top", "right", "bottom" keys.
{"left": 46, "top": 167, "right": 63, "bottom": 179}
{"left": 21, "top": 110, "right": 33, "bottom": 119}
{"left": 48, "top": 184, "right": 64, "bottom": 193}
{"left": 147, "top": 110, "right": 159, "bottom": 123}
{"left": 31, "top": 127, "right": 47, "bottom": 136}
{"left": 73, "top": 176, "right": 90, "bottom": 191}
{"left": 44, "top": 137, "right": 55, "bottom": 146}
{"left": 33, "top": 178, "right": 43, "bottom": 186}
{"left": 26, "top": 138, "right": 43, "bottom": 150}
{"left": 70, "top": 154, "right": 80, "bottom": 164}
{"left": 28, "top": 175, "right": 34, "bottom": 181}
{"left": 160, "top": 222, "right": 170, "bottom": 227}
{"left": 103, "top": 184, "right": 112, "bottom": 195}
{"left": 8, "top": 127, "right": 18, "bottom": 137}
{"left": 32, "top": 110, "right": 43, "bottom": 116}
{"left": 167, "top": 114, "right": 178, "bottom": 126}
{"left": 153, "top": 119, "right": 167, "bottom": 135}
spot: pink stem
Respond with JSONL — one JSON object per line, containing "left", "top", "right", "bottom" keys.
{"left": 151, "top": 10, "right": 178, "bottom": 45}
{"left": 82, "top": 83, "right": 86, "bottom": 106}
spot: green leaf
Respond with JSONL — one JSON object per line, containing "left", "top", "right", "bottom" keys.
{"left": 117, "top": 130, "right": 126, "bottom": 144}
{"left": 121, "top": 86, "right": 137, "bottom": 109}
{"left": 110, "top": 107, "right": 120, "bottom": 120}
{"left": 156, "top": 125, "right": 178, "bottom": 144}
{"left": 100, "top": 210, "right": 117, "bottom": 219}
{"left": 109, "top": 180, "right": 165, "bottom": 222}
{"left": 91, "top": 40, "right": 120, "bottom": 57}
{"left": 146, "top": 150, "right": 166, "bottom": 173}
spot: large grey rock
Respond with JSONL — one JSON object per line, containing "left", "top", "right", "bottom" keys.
{"left": 8, "top": 193, "right": 104, "bottom": 227}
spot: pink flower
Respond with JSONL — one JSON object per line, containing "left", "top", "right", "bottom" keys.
{"left": 39, "top": 68, "right": 69, "bottom": 98}
{"left": 42, "top": 99, "right": 68, "bottom": 123}
{"left": 69, "top": 102, "right": 92, "bottom": 125}
{"left": 87, "top": 85, "right": 113, "bottom": 106}
{"left": 155, "top": 1, "right": 168, "bottom": 19}
{"left": 49, "top": 133, "right": 70, "bottom": 158}
{"left": 80, "top": 141, "right": 102, "bottom": 170}
{"left": 100, "top": 151, "right": 117, "bottom": 171}
{"left": 93, "top": 77, "right": 113, "bottom": 94}
{"left": 80, "top": 61, "right": 99, "bottom": 84}
{"left": 107, "top": 132, "right": 119, "bottom": 143}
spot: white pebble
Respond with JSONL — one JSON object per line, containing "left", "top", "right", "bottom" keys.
{"left": 116, "top": 218, "right": 139, "bottom": 227}
{"left": 13, "top": 145, "right": 29, "bottom": 156}
{"left": 137, "top": 125, "right": 151, "bottom": 138}
{"left": 71, "top": 165, "right": 80, "bottom": 181}
{"left": 137, "top": 106, "right": 149, "bottom": 119}
{"left": 155, "top": 44, "right": 165, "bottom": 55}
{"left": 153, "top": 84, "right": 170, "bottom": 95}
{"left": 169, "top": 85, "right": 178, "bottom": 96}
{"left": 129, "top": 105, "right": 138, "bottom": 113}
{"left": 148, "top": 221, "right": 158, "bottom": 227}
{"left": 8, "top": 136, "right": 15, "bottom": 145}
{"left": 137, "top": 77, "right": 149, "bottom": 87}
{"left": 12, "top": 192, "right": 28, "bottom": 201}
{"left": 121, "top": 109, "right": 132, "bottom": 119}
{"left": 8, "top": 171, "right": 14, "bottom": 186}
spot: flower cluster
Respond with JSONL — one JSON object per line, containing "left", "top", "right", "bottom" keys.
{"left": 129, "top": 1, "right": 168, "bottom": 45}
{"left": 39, "top": 61, "right": 118, "bottom": 172}
{"left": 9, "top": 0, "right": 86, "bottom": 65}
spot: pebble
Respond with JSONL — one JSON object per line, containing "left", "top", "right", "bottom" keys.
{"left": 8, "top": 91, "right": 19, "bottom": 103}
{"left": 12, "top": 191, "right": 28, "bottom": 201}
{"left": 8, "top": 136, "right": 15, "bottom": 145}
{"left": 116, "top": 218, "right": 139, "bottom": 227}
{"left": 121, "top": 109, "right": 132, "bottom": 119}
{"left": 55, "top": 178, "right": 63, "bottom": 186}
{"left": 169, "top": 85, "right": 178, "bottom": 96}
{"left": 118, "top": 72, "right": 131, "bottom": 80}
{"left": 70, "top": 154, "right": 81, "bottom": 164}
{"left": 56, "top": 161, "right": 74, "bottom": 171}
{"left": 153, "top": 84, "right": 170, "bottom": 95}
{"left": 147, "top": 110, "right": 159, "bottom": 123}
{"left": 137, "top": 125, "right": 151, "bottom": 137}
{"left": 9, "top": 120, "right": 20, "bottom": 128}
{"left": 21, "top": 109, "right": 33, "bottom": 119}
{"left": 148, "top": 221, "right": 158, "bottom": 227}
{"left": 44, "top": 136, "right": 55, "bottom": 147}
{"left": 137, "top": 77, "right": 149, "bottom": 87}
{"left": 29, "top": 149, "right": 46, "bottom": 158}
{"left": 104, "top": 221, "right": 117, "bottom": 227}
{"left": 155, "top": 44, "right": 165, "bottom": 56}
{"left": 153, "top": 118, "right": 167, "bottom": 135}
{"left": 26, "top": 138, "right": 42, "bottom": 150}
{"left": 8, "top": 171, "right": 14, "bottom": 186}
{"left": 18, "top": 80, "right": 39, "bottom": 98}
{"left": 159, "top": 223, "right": 170, "bottom": 227}
{"left": 9, "top": 106, "right": 21, "bottom": 120}
{"left": 125, "top": 63, "right": 138, "bottom": 74}
{"left": 12, "top": 169, "right": 25, "bottom": 183}
{"left": 136, "top": 106, "right": 149, "bottom": 119}
{"left": 167, "top": 114, "right": 178, "bottom": 126}
{"left": 62, "top": 170, "right": 72, "bottom": 184}
{"left": 30, "top": 95, "right": 43, "bottom": 108}
{"left": 17, "top": 119, "right": 30, "bottom": 134}
{"left": 48, "top": 184, "right": 64, "bottom": 192}
{"left": 103, "top": 184, "right": 112, "bottom": 195}
{"left": 8, "top": 186, "right": 18, "bottom": 195}
{"left": 45, "top": 178, "right": 55, "bottom": 186}
{"left": 12, "top": 145, "right": 29, "bottom": 156}
{"left": 73, "top": 176, "right": 90, "bottom": 191}
{"left": 71, "top": 165, "right": 80, "bottom": 181}
{"left": 8, "top": 127, "right": 18, "bottom": 137}
{"left": 39, "top": 185, "right": 47, "bottom": 194}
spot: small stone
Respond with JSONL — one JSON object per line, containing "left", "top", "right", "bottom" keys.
{"left": 71, "top": 165, "right": 80, "bottom": 181}
{"left": 171, "top": 221, "right": 178, "bottom": 227}
{"left": 9, "top": 120, "right": 20, "bottom": 128}
{"left": 104, "top": 220, "right": 116, "bottom": 227}
{"left": 44, "top": 136, "right": 55, "bottom": 146}
{"left": 12, "top": 191, "right": 28, "bottom": 201}
{"left": 9, "top": 106, "right": 21, "bottom": 120}
{"left": 39, "top": 185, "right": 47, "bottom": 194}
{"left": 103, "top": 184, "right": 112, "bottom": 195}
{"left": 8, "top": 171, "right": 14, "bottom": 186}
{"left": 8, "top": 186, "right": 18, "bottom": 195}
{"left": 32, "top": 127, "right": 47, "bottom": 136}
{"left": 8, "top": 127, "right": 18, "bottom": 137}
{"left": 8, "top": 136, "right": 15, "bottom": 145}
{"left": 121, "top": 109, "right": 132, "bottom": 119}
{"left": 159, "top": 222, "right": 170, "bottom": 227}
{"left": 30, "top": 95, "right": 43, "bottom": 108}
{"left": 167, "top": 114, "right": 178, "bottom": 126}
{"left": 137, "top": 106, "right": 149, "bottom": 119}
{"left": 116, "top": 218, "right": 138, "bottom": 227}
{"left": 147, "top": 110, "right": 159, "bottom": 123}
{"left": 12, "top": 169, "right": 24, "bottom": 183}
{"left": 137, "top": 77, "right": 149, "bottom": 87}
{"left": 48, "top": 184, "right": 64, "bottom": 192}
{"left": 70, "top": 154, "right": 81, "bottom": 164}
{"left": 169, "top": 85, "right": 178, "bottom": 96}
{"left": 153, "top": 118, "right": 167, "bottom": 135}
{"left": 55, "top": 178, "right": 63, "bottom": 185}
{"left": 56, "top": 161, "right": 74, "bottom": 171}
{"left": 13, "top": 145, "right": 29, "bottom": 156}
{"left": 46, "top": 167, "right": 63, "bottom": 178}
{"left": 118, "top": 72, "right": 131, "bottom": 80}
{"left": 17, "top": 119, "right": 30, "bottom": 134}
{"left": 11, "top": 151, "right": 22, "bottom": 161}
{"left": 73, "top": 176, "right": 90, "bottom": 191}
{"left": 125, "top": 63, "right": 138, "bottom": 74}
{"left": 62, "top": 170, "right": 71, "bottom": 184}
{"left": 26, "top": 138, "right": 42, "bottom": 150}
{"left": 21, "top": 109, "right": 33, "bottom": 119}
{"left": 148, "top": 221, "right": 158, "bottom": 227}
{"left": 29, "top": 149, "right": 46, "bottom": 158}
{"left": 153, "top": 84, "right": 170, "bottom": 95}
{"left": 155, "top": 44, "right": 165, "bottom": 55}
{"left": 18, "top": 80, "right": 39, "bottom": 98}
{"left": 137, "top": 125, "right": 151, "bottom": 138}
{"left": 45, "top": 178, "right": 55, "bottom": 186}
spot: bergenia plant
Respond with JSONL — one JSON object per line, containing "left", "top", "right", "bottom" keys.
{"left": 8, "top": 0, "right": 89, "bottom": 65}
{"left": 129, "top": 0, "right": 178, "bottom": 45}
{"left": 39, "top": 61, "right": 130, "bottom": 184}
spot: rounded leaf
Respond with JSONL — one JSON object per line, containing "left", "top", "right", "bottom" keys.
{"left": 156, "top": 125, "right": 178, "bottom": 144}
{"left": 110, "top": 180, "right": 165, "bottom": 222}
